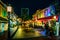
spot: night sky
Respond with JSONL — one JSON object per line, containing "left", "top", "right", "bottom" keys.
{"left": 2, "top": 0, "right": 55, "bottom": 17}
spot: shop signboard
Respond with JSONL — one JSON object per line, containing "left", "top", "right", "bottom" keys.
{"left": 44, "top": 7, "right": 51, "bottom": 17}
{"left": 44, "top": 5, "right": 55, "bottom": 17}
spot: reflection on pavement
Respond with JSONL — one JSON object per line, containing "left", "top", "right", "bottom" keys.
{"left": 13, "top": 27, "right": 42, "bottom": 39}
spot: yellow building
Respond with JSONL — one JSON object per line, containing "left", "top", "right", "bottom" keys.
{"left": 32, "top": 9, "right": 47, "bottom": 27}
{"left": 0, "top": 1, "right": 8, "bottom": 22}
{"left": 0, "top": 1, "right": 8, "bottom": 32}
{"left": 32, "top": 9, "right": 45, "bottom": 20}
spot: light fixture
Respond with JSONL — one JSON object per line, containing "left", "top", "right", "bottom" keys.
{"left": 7, "top": 5, "right": 12, "bottom": 13}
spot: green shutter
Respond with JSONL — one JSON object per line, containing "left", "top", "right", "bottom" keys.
{"left": 2, "top": 9, "right": 7, "bottom": 17}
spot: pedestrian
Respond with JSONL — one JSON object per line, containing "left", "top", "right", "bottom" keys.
{"left": 45, "top": 23, "right": 50, "bottom": 36}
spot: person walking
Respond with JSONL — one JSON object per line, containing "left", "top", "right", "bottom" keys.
{"left": 45, "top": 23, "right": 50, "bottom": 36}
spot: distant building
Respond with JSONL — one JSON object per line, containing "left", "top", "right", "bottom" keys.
{"left": 21, "top": 8, "right": 29, "bottom": 20}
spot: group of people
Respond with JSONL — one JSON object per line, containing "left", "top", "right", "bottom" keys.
{"left": 44, "top": 23, "right": 55, "bottom": 36}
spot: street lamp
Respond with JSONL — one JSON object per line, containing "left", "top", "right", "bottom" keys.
{"left": 7, "top": 4, "right": 12, "bottom": 39}
{"left": 7, "top": 5, "right": 12, "bottom": 12}
{"left": 54, "top": 16, "right": 56, "bottom": 19}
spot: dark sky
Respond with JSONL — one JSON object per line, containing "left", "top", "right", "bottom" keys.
{"left": 2, "top": 0, "right": 55, "bottom": 17}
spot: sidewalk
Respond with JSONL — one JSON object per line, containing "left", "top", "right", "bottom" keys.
{"left": 10, "top": 26, "right": 18, "bottom": 36}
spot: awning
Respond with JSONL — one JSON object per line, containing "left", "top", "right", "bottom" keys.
{"left": 0, "top": 17, "right": 8, "bottom": 23}
{"left": 38, "top": 15, "right": 58, "bottom": 21}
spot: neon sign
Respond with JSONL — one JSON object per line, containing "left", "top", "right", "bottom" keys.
{"left": 44, "top": 5, "right": 55, "bottom": 17}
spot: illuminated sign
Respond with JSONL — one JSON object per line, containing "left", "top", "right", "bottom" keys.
{"left": 47, "top": 7, "right": 51, "bottom": 16}
{"left": 44, "top": 7, "right": 51, "bottom": 17}
{"left": 44, "top": 5, "right": 55, "bottom": 17}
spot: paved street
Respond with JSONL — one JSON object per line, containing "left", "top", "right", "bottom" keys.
{"left": 12, "top": 27, "right": 57, "bottom": 40}
{"left": 10, "top": 26, "right": 18, "bottom": 36}
{"left": 13, "top": 27, "right": 42, "bottom": 39}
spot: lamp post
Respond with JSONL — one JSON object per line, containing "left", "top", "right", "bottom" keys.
{"left": 7, "top": 4, "right": 12, "bottom": 39}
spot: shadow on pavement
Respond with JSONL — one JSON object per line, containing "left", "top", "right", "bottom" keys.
{"left": 11, "top": 26, "right": 19, "bottom": 38}
{"left": 0, "top": 31, "right": 8, "bottom": 40}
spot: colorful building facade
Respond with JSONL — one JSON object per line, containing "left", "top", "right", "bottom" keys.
{"left": 0, "top": 1, "right": 8, "bottom": 21}
{"left": 0, "top": 1, "right": 8, "bottom": 33}
{"left": 32, "top": 5, "right": 58, "bottom": 26}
